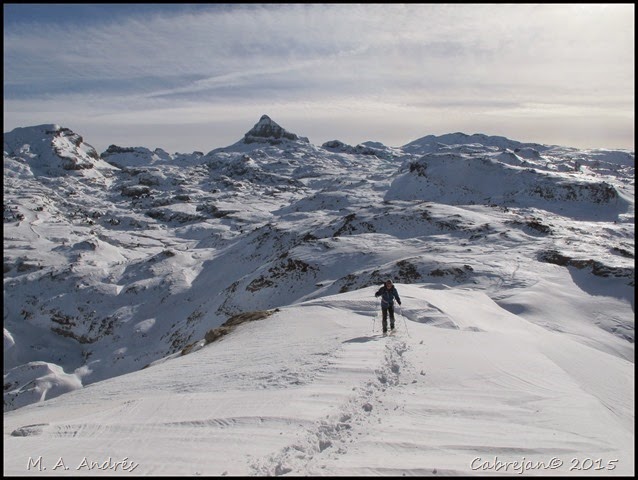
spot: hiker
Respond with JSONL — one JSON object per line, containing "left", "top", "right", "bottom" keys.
{"left": 375, "top": 280, "right": 401, "bottom": 333}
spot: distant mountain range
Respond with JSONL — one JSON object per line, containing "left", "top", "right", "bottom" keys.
{"left": 3, "top": 115, "right": 634, "bottom": 412}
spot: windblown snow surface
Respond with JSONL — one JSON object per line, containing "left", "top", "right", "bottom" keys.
{"left": 3, "top": 117, "right": 634, "bottom": 475}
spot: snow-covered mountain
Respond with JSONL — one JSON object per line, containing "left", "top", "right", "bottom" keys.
{"left": 3, "top": 116, "right": 634, "bottom": 474}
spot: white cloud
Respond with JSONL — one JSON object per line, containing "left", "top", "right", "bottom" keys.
{"left": 3, "top": 4, "right": 634, "bottom": 151}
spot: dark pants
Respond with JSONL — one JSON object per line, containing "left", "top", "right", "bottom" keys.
{"left": 382, "top": 305, "right": 395, "bottom": 332}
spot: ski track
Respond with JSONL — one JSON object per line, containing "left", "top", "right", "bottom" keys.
{"left": 249, "top": 333, "right": 413, "bottom": 476}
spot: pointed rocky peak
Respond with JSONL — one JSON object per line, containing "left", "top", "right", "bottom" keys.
{"left": 243, "top": 115, "right": 309, "bottom": 145}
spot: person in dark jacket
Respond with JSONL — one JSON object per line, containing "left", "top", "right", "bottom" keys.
{"left": 375, "top": 279, "right": 401, "bottom": 333}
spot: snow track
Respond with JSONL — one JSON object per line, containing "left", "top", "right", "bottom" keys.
{"left": 250, "top": 334, "right": 412, "bottom": 476}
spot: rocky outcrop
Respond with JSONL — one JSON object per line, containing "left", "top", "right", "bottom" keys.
{"left": 243, "top": 115, "right": 309, "bottom": 145}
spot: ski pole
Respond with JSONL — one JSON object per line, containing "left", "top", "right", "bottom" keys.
{"left": 399, "top": 305, "right": 410, "bottom": 337}
{"left": 372, "top": 299, "right": 377, "bottom": 333}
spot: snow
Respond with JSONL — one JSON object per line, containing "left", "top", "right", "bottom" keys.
{"left": 3, "top": 284, "right": 634, "bottom": 475}
{"left": 3, "top": 116, "right": 634, "bottom": 475}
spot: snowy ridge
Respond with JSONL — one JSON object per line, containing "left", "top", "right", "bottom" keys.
{"left": 3, "top": 115, "right": 634, "bottom": 474}
{"left": 4, "top": 124, "right": 115, "bottom": 176}
{"left": 3, "top": 285, "right": 634, "bottom": 475}
{"left": 402, "top": 131, "right": 550, "bottom": 154}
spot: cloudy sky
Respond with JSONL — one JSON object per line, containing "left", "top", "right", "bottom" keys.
{"left": 3, "top": 4, "right": 634, "bottom": 153}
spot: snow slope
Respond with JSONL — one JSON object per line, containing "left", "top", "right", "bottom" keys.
{"left": 3, "top": 284, "right": 633, "bottom": 476}
{"left": 3, "top": 115, "right": 634, "bottom": 475}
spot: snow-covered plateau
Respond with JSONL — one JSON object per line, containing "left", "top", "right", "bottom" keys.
{"left": 3, "top": 115, "right": 634, "bottom": 475}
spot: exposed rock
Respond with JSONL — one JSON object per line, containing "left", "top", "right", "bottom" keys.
{"left": 202, "top": 309, "right": 279, "bottom": 345}
{"left": 538, "top": 250, "right": 634, "bottom": 282}
{"left": 243, "top": 115, "right": 309, "bottom": 145}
